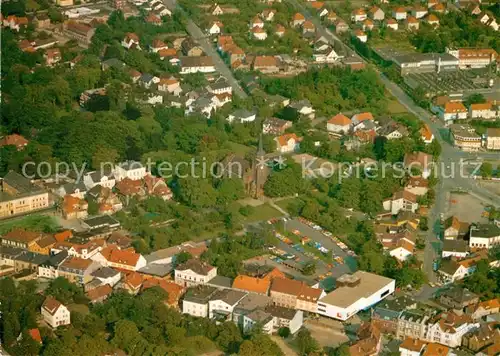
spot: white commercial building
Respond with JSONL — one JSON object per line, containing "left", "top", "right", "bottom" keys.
{"left": 469, "top": 224, "right": 500, "bottom": 250}
{"left": 175, "top": 259, "right": 217, "bottom": 287}
{"left": 317, "top": 271, "right": 395, "bottom": 321}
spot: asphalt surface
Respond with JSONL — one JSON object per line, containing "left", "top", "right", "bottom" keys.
{"left": 162, "top": 0, "right": 248, "bottom": 98}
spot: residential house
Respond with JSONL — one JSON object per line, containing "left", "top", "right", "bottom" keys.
{"left": 252, "top": 55, "right": 280, "bottom": 73}
{"left": 335, "top": 19, "right": 349, "bottom": 33}
{"left": 0, "top": 171, "right": 50, "bottom": 218}
{"left": 397, "top": 309, "right": 433, "bottom": 340}
{"left": 121, "top": 272, "right": 144, "bottom": 295}
{"left": 317, "top": 271, "right": 395, "bottom": 321}
{"left": 368, "top": 6, "right": 385, "bottom": 21}
{"left": 262, "top": 117, "right": 292, "bottom": 135}
{"left": 158, "top": 77, "right": 181, "bottom": 95}
{"left": 372, "top": 295, "right": 417, "bottom": 335}
{"left": 0, "top": 134, "right": 29, "bottom": 150}
{"left": 114, "top": 161, "right": 147, "bottom": 181}
{"left": 351, "top": 8, "right": 367, "bottom": 22}
{"left": 232, "top": 293, "right": 272, "bottom": 326}
{"left": 378, "top": 121, "right": 409, "bottom": 139}
{"left": 403, "top": 152, "right": 433, "bottom": 178}
{"left": 182, "top": 285, "right": 217, "bottom": 317}
{"left": 30, "top": 235, "right": 56, "bottom": 255}
{"left": 442, "top": 239, "right": 469, "bottom": 258}
{"left": 243, "top": 309, "right": 274, "bottom": 334}
{"left": 405, "top": 176, "right": 429, "bottom": 196}
{"left": 472, "top": 299, "right": 500, "bottom": 320}
{"left": 426, "top": 14, "right": 440, "bottom": 26}
{"left": 292, "top": 13, "right": 305, "bottom": 27}
{"left": 44, "top": 48, "right": 61, "bottom": 66}
{"left": 206, "top": 77, "right": 232, "bottom": 95}
{"left": 261, "top": 9, "right": 276, "bottom": 21}
{"left": 150, "top": 39, "right": 168, "bottom": 53}
{"left": 180, "top": 56, "right": 215, "bottom": 74}
{"left": 275, "top": 133, "right": 301, "bottom": 153}
{"left": 355, "top": 29, "right": 367, "bottom": 42}
{"left": 327, "top": 114, "right": 351, "bottom": 134}
{"left": 485, "top": 128, "right": 500, "bottom": 150}
{"left": 386, "top": 18, "right": 399, "bottom": 30}
{"left": 62, "top": 195, "right": 88, "bottom": 220}
{"left": 379, "top": 230, "right": 416, "bottom": 262}
{"left": 227, "top": 109, "right": 256, "bottom": 123}
{"left": 56, "top": 182, "right": 87, "bottom": 199}
{"left": 266, "top": 305, "right": 303, "bottom": 334}
{"left": 145, "top": 13, "right": 162, "bottom": 26}
{"left": 302, "top": 20, "right": 315, "bottom": 33}
{"left": 450, "top": 124, "right": 481, "bottom": 151}
{"left": 38, "top": 251, "right": 68, "bottom": 279}
{"left": 313, "top": 46, "right": 341, "bottom": 63}
{"left": 349, "top": 322, "right": 382, "bottom": 356}
{"left": 470, "top": 102, "right": 497, "bottom": 119}
{"left": 250, "top": 16, "right": 264, "bottom": 28}
{"left": 1, "top": 229, "right": 43, "bottom": 250}
{"left": 383, "top": 190, "right": 419, "bottom": 215}
{"left": 33, "top": 13, "right": 51, "bottom": 29}
{"left": 444, "top": 216, "right": 470, "bottom": 239}
{"left": 469, "top": 224, "right": 500, "bottom": 250}
{"left": 175, "top": 259, "right": 217, "bottom": 287}
{"left": 406, "top": 16, "right": 420, "bottom": 30}
{"left": 51, "top": 240, "right": 104, "bottom": 259}
{"left": 58, "top": 256, "right": 101, "bottom": 285}
{"left": 393, "top": 7, "right": 407, "bottom": 20}
{"left": 363, "top": 19, "right": 375, "bottom": 31}
{"left": 270, "top": 277, "right": 325, "bottom": 313}
{"left": 121, "top": 33, "right": 141, "bottom": 50}
{"left": 420, "top": 124, "right": 434, "bottom": 144}
{"left": 210, "top": 3, "right": 223, "bottom": 15}
{"left": 208, "top": 289, "right": 247, "bottom": 319}
{"left": 289, "top": 100, "right": 315, "bottom": 118}
{"left": 96, "top": 245, "right": 147, "bottom": 272}
{"left": 83, "top": 170, "right": 115, "bottom": 190}
{"left": 41, "top": 298, "right": 70, "bottom": 328}
{"left": 425, "top": 311, "right": 478, "bottom": 347}
{"left": 251, "top": 27, "right": 268, "bottom": 40}
{"left": 440, "top": 286, "right": 479, "bottom": 309}
{"left": 144, "top": 175, "right": 172, "bottom": 200}
{"left": 207, "top": 21, "right": 223, "bottom": 35}
{"left": 138, "top": 73, "right": 160, "bottom": 89}
{"left": 437, "top": 256, "right": 480, "bottom": 284}
{"left": 412, "top": 6, "right": 428, "bottom": 19}
{"left": 275, "top": 24, "right": 285, "bottom": 37}
{"left": 232, "top": 275, "right": 271, "bottom": 295}
{"left": 462, "top": 322, "right": 500, "bottom": 352}
{"left": 181, "top": 39, "right": 204, "bottom": 56}
{"left": 91, "top": 266, "right": 121, "bottom": 287}
{"left": 399, "top": 337, "right": 427, "bottom": 356}
{"left": 142, "top": 278, "right": 185, "bottom": 308}
{"left": 433, "top": 3, "right": 446, "bottom": 13}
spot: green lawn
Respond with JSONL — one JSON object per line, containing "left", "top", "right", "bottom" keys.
{"left": 226, "top": 141, "right": 254, "bottom": 155}
{"left": 388, "top": 99, "right": 408, "bottom": 114}
{"left": 275, "top": 197, "right": 301, "bottom": 214}
{"left": 241, "top": 203, "right": 284, "bottom": 223}
{"left": 0, "top": 215, "right": 58, "bottom": 234}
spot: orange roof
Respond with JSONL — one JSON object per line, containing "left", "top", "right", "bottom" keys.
{"left": 63, "top": 194, "right": 87, "bottom": 214}
{"left": 387, "top": 18, "right": 397, "bottom": 24}
{"left": 276, "top": 133, "right": 301, "bottom": 147}
{"left": 218, "top": 35, "right": 234, "bottom": 47}
{"left": 275, "top": 24, "right": 286, "bottom": 33}
{"left": 86, "top": 284, "right": 113, "bottom": 302}
{"left": 458, "top": 48, "right": 497, "bottom": 60}
{"left": 252, "top": 27, "right": 266, "bottom": 34}
{"left": 28, "top": 328, "right": 42, "bottom": 344}
{"left": 427, "top": 14, "right": 439, "bottom": 22}
{"left": 151, "top": 39, "right": 167, "bottom": 48}
{"left": 145, "top": 13, "right": 162, "bottom": 23}
{"left": 399, "top": 337, "right": 427, "bottom": 352}
{"left": 422, "top": 343, "right": 449, "bottom": 356}
{"left": 293, "top": 13, "right": 305, "bottom": 21}
{"left": 262, "top": 267, "right": 286, "bottom": 281}
{"left": 352, "top": 8, "right": 366, "bottom": 15}
{"left": 54, "top": 230, "right": 72, "bottom": 243}
{"left": 364, "top": 18, "right": 374, "bottom": 25}
{"left": 252, "top": 16, "right": 263, "bottom": 24}
{"left": 434, "top": 3, "right": 445, "bottom": 10}
{"left": 16, "top": 17, "right": 28, "bottom": 25}
{"left": 125, "top": 32, "right": 140, "bottom": 42}
{"left": 270, "top": 278, "right": 323, "bottom": 302}
{"left": 369, "top": 6, "right": 380, "bottom": 13}
{"left": 158, "top": 48, "right": 177, "bottom": 57}
{"left": 328, "top": 113, "right": 351, "bottom": 126}
{"left": 476, "top": 298, "right": 500, "bottom": 311}
{"left": 394, "top": 7, "right": 406, "bottom": 13}
{"left": 353, "top": 112, "right": 374, "bottom": 121}
{"left": 60, "top": 256, "right": 93, "bottom": 270}
{"left": 302, "top": 20, "right": 315, "bottom": 29}
{"left": 311, "top": 1, "right": 324, "bottom": 9}
{"left": 471, "top": 102, "right": 492, "bottom": 111}
{"left": 254, "top": 55, "right": 278, "bottom": 67}
{"left": 232, "top": 275, "right": 270, "bottom": 294}
{"left": 420, "top": 124, "right": 433, "bottom": 140}
{"left": 407, "top": 16, "right": 419, "bottom": 23}
{"left": 101, "top": 246, "right": 141, "bottom": 267}
{"left": 444, "top": 101, "right": 467, "bottom": 113}
{"left": 0, "top": 134, "right": 29, "bottom": 148}
{"left": 142, "top": 278, "right": 185, "bottom": 305}
{"left": 124, "top": 272, "right": 144, "bottom": 289}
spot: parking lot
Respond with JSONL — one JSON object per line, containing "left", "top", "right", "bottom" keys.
{"left": 404, "top": 71, "right": 489, "bottom": 94}
{"left": 246, "top": 218, "right": 358, "bottom": 284}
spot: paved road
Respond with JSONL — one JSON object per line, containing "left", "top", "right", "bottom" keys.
{"left": 162, "top": 0, "right": 248, "bottom": 98}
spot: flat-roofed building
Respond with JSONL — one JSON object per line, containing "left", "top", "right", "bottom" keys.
{"left": 317, "top": 271, "right": 395, "bottom": 321}
{"left": 449, "top": 124, "right": 481, "bottom": 151}
{"left": 447, "top": 48, "right": 498, "bottom": 69}
{"left": 469, "top": 223, "right": 500, "bottom": 250}
{"left": 0, "top": 171, "right": 49, "bottom": 218}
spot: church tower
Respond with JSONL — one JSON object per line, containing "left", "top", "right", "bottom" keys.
{"left": 253, "top": 134, "right": 269, "bottom": 199}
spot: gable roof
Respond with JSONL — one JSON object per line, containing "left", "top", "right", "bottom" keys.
{"left": 0, "top": 134, "right": 29, "bottom": 148}
{"left": 276, "top": 133, "right": 301, "bottom": 147}
{"left": 100, "top": 246, "right": 141, "bottom": 267}
{"left": 42, "top": 297, "right": 63, "bottom": 315}
{"left": 328, "top": 113, "right": 352, "bottom": 126}
{"left": 270, "top": 278, "right": 323, "bottom": 302}
{"left": 232, "top": 275, "right": 270, "bottom": 294}
{"left": 176, "top": 259, "right": 215, "bottom": 275}
{"left": 86, "top": 284, "right": 113, "bottom": 302}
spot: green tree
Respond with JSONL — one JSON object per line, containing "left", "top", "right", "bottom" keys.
{"left": 480, "top": 162, "right": 493, "bottom": 178}
{"left": 278, "top": 327, "right": 291, "bottom": 339}
{"left": 302, "top": 261, "right": 317, "bottom": 276}
{"left": 295, "top": 328, "right": 319, "bottom": 355}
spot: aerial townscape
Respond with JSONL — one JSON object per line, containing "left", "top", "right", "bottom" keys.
{"left": 0, "top": 0, "right": 500, "bottom": 354}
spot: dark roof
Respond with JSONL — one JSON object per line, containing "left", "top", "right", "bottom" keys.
{"left": 0, "top": 246, "right": 25, "bottom": 258}
{"left": 137, "top": 263, "right": 172, "bottom": 277}
{"left": 375, "top": 295, "right": 416, "bottom": 313}
{"left": 265, "top": 305, "right": 298, "bottom": 320}
{"left": 246, "top": 309, "right": 273, "bottom": 324}
{"left": 83, "top": 215, "right": 120, "bottom": 229}
{"left": 442, "top": 239, "right": 468, "bottom": 253}
{"left": 180, "top": 56, "right": 214, "bottom": 68}
{"left": 140, "top": 73, "right": 155, "bottom": 83}
{"left": 43, "top": 250, "right": 69, "bottom": 267}
{"left": 441, "top": 286, "right": 478, "bottom": 303}
{"left": 438, "top": 259, "right": 460, "bottom": 275}
{"left": 62, "top": 182, "right": 87, "bottom": 194}
{"left": 91, "top": 266, "right": 120, "bottom": 279}
{"left": 36, "top": 235, "right": 56, "bottom": 248}
{"left": 176, "top": 259, "right": 214, "bottom": 275}
{"left": 210, "top": 288, "right": 247, "bottom": 305}
{"left": 207, "top": 275, "right": 233, "bottom": 288}
{"left": 470, "top": 224, "right": 500, "bottom": 238}
{"left": 15, "top": 251, "right": 49, "bottom": 265}
{"left": 183, "top": 285, "right": 217, "bottom": 303}
{"left": 2, "top": 171, "right": 33, "bottom": 192}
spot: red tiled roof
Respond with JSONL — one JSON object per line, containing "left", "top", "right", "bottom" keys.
{"left": 42, "top": 297, "right": 62, "bottom": 315}
{"left": 0, "top": 134, "right": 29, "bottom": 148}
{"left": 271, "top": 278, "right": 323, "bottom": 302}
{"left": 54, "top": 230, "right": 72, "bottom": 243}
{"left": 86, "top": 284, "right": 113, "bottom": 302}
{"left": 328, "top": 113, "right": 351, "bottom": 126}
{"left": 276, "top": 133, "right": 301, "bottom": 147}
{"left": 28, "top": 329, "right": 42, "bottom": 344}
{"left": 232, "top": 275, "right": 270, "bottom": 294}
{"left": 100, "top": 246, "right": 141, "bottom": 267}
{"left": 142, "top": 278, "right": 185, "bottom": 305}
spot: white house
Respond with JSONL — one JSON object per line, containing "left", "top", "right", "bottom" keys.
{"left": 288, "top": 100, "right": 315, "bottom": 118}
{"left": 93, "top": 246, "right": 147, "bottom": 272}
{"left": 138, "top": 73, "right": 160, "bottom": 89}
{"left": 122, "top": 33, "right": 141, "bottom": 50}
{"left": 351, "top": 8, "right": 367, "bottom": 22}
{"left": 412, "top": 6, "right": 427, "bottom": 19}
{"left": 251, "top": 16, "right": 265, "bottom": 28}
{"left": 437, "top": 257, "right": 478, "bottom": 284}
{"left": 392, "top": 7, "right": 407, "bottom": 20}
{"left": 41, "top": 297, "right": 70, "bottom": 328}
{"left": 158, "top": 77, "right": 182, "bottom": 95}
{"left": 83, "top": 170, "right": 115, "bottom": 190}
{"left": 208, "top": 289, "right": 247, "bottom": 319}
{"left": 51, "top": 241, "right": 103, "bottom": 260}
{"left": 183, "top": 286, "right": 217, "bottom": 318}
{"left": 38, "top": 251, "right": 68, "bottom": 280}
{"left": 275, "top": 133, "right": 301, "bottom": 153}
{"left": 368, "top": 6, "right": 385, "bottom": 21}
{"left": 469, "top": 224, "right": 500, "bottom": 250}
{"left": 327, "top": 114, "right": 352, "bottom": 134}
{"left": 313, "top": 46, "right": 341, "bottom": 63}
{"left": 180, "top": 56, "right": 216, "bottom": 74}
{"left": 267, "top": 306, "right": 304, "bottom": 334}
{"left": 90, "top": 267, "right": 121, "bottom": 287}
{"left": 470, "top": 102, "right": 497, "bottom": 119}
{"left": 355, "top": 30, "right": 367, "bottom": 42}
{"left": 243, "top": 309, "right": 274, "bottom": 334}
{"left": 432, "top": 101, "right": 468, "bottom": 123}
{"left": 226, "top": 109, "right": 256, "bottom": 123}
{"left": 252, "top": 27, "right": 268, "bottom": 40}
{"left": 383, "top": 190, "right": 419, "bottom": 215}
{"left": 175, "top": 259, "right": 217, "bottom": 287}
{"left": 317, "top": 271, "right": 395, "bottom": 321}
{"left": 442, "top": 240, "right": 469, "bottom": 259}
{"left": 424, "top": 312, "right": 478, "bottom": 348}
{"left": 207, "top": 21, "right": 223, "bottom": 35}
{"left": 114, "top": 161, "right": 147, "bottom": 181}
{"left": 386, "top": 19, "right": 399, "bottom": 30}
{"left": 150, "top": 39, "right": 168, "bottom": 53}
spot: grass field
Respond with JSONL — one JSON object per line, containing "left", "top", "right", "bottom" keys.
{"left": 241, "top": 203, "right": 284, "bottom": 223}
{"left": 388, "top": 99, "right": 408, "bottom": 114}
{"left": 0, "top": 215, "right": 58, "bottom": 234}
{"left": 226, "top": 141, "right": 254, "bottom": 155}
{"left": 275, "top": 197, "right": 302, "bottom": 213}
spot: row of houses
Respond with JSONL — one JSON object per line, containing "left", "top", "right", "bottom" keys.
{"left": 431, "top": 96, "right": 500, "bottom": 125}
